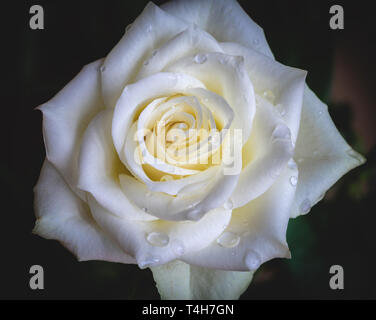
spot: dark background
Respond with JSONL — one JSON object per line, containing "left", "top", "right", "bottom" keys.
{"left": 2, "top": 0, "right": 376, "bottom": 299}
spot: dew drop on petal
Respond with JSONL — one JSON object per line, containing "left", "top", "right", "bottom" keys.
{"left": 125, "top": 23, "right": 132, "bottom": 33}
{"left": 346, "top": 149, "right": 365, "bottom": 164}
{"left": 142, "top": 207, "right": 148, "bottom": 213}
{"left": 160, "top": 175, "right": 173, "bottom": 182}
{"left": 171, "top": 240, "right": 185, "bottom": 256}
{"left": 253, "top": 38, "right": 260, "bottom": 46}
{"left": 146, "top": 232, "right": 169, "bottom": 247}
{"left": 194, "top": 53, "right": 207, "bottom": 64}
{"left": 152, "top": 50, "right": 158, "bottom": 57}
{"left": 223, "top": 199, "right": 233, "bottom": 210}
{"left": 272, "top": 124, "right": 291, "bottom": 140}
{"left": 100, "top": 65, "right": 106, "bottom": 73}
{"left": 300, "top": 198, "right": 311, "bottom": 214}
{"left": 216, "top": 232, "right": 240, "bottom": 248}
{"left": 262, "top": 90, "right": 275, "bottom": 103}
{"left": 289, "top": 176, "right": 298, "bottom": 186}
{"left": 138, "top": 256, "right": 161, "bottom": 269}
{"left": 245, "top": 251, "right": 261, "bottom": 271}
{"left": 288, "top": 159, "right": 297, "bottom": 170}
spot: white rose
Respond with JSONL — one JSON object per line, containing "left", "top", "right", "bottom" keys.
{"left": 33, "top": 0, "right": 365, "bottom": 299}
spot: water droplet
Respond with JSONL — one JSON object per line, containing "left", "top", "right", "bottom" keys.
{"left": 187, "top": 208, "right": 201, "bottom": 220}
{"left": 289, "top": 176, "right": 298, "bottom": 186}
{"left": 288, "top": 159, "right": 297, "bottom": 170}
{"left": 245, "top": 251, "right": 261, "bottom": 270}
{"left": 194, "top": 53, "right": 207, "bottom": 64}
{"left": 160, "top": 175, "right": 173, "bottom": 182}
{"left": 223, "top": 199, "right": 233, "bottom": 210}
{"left": 272, "top": 124, "right": 291, "bottom": 140}
{"left": 262, "top": 90, "right": 275, "bottom": 103}
{"left": 146, "top": 232, "right": 169, "bottom": 247}
{"left": 300, "top": 198, "right": 311, "bottom": 214}
{"left": 253, "top": 38, "right": 260, "bottom": 46}
{"left": 346, "top": 149, "right": 365, "bottom": 164}
{"left": 138, "top": 256, "right": 161, "bottom": 269}
{"left": 143, "top": 59, "right": 150, "bottom": 66}
{"left": 142, "top": 207, "right": 148, "bottom": 213}
{"left": 100, "top": 65, "right": 106, "bottom": 72}
{"left": 317, "top": 192, "right": 326, "bottom": 202}
{"left": 152, "top": 50, "right": 158, "bottom": 57}
{"left": 171, "top": 240, "right": 185, "bottom": 256}
{"left": 125, "top": 23, "right": 132, "bottom": 33}
{"left": 216, "top": 232, "right": 240, "bottom": 248}
{"left": 276, "top": 104, "right": 285, "bottom": 116}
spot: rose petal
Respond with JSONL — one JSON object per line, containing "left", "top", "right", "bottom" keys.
{"left": 77, "top": 109, "right": 157, "bottom": 221}
{"left": 231, "top": 95, "right": 294, "bottom": 208}
{"left": 136, "top": 25, "right": 223, "bottom": 81}
{"left": 38, "top": 59, "right": 104, "bottom": 199}
{"left": 101, "top": 2, "right": 189, "bottom": 108}
{"left": 181, "top": 165, "right": 296, "bottom": 271}
{"left": 166, "top": 52, "right": 256, "bottom": 143}
{"left": 161, "top": 0, "right": 273, "bottom": 58}
{"left": 88, "top": 196, "right": 232, "bottom": 269}
{"left": 290, "top": 86, "right": 366, "bottom": 217}
{"left": 151, "top": 260, "right": 253, "bottom": 299}
{"left": 220, "top": 42, "right": 307, "bottom": 143}
{"left": 33, "top": 160, "right": 135, "bottom": 264}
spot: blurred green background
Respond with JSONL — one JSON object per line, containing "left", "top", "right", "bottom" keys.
{"left": 2, "top": 0, "right": 376, "bottom": 299}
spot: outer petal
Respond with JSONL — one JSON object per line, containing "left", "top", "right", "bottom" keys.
{"left": 151, "top": 260, "right": 253, "bottom": 300}
{"left": 38, "top": 59, "right": 104, "bottom": 199}
{"left": 231, "top": 95, "right": 294, "bottom": 208}
{"left": 101, "top": 2, "right": 189, "bottom": 108}
{"left": 161, "top": 0, "right": 273, "bottom": 58}
{"left": 33, "top": 160, "right": 135, "bottom": 264}
{"left": 220, "top": 42, "right": 307, "bottom": 143}
{"left": 77, "top": 109, "right": 156, "bottom": 221}
{"left": 88, "top": 196, "right": 232, "bottom": 269}
{"left": 181, "top": 165, "right": 297, "bottom": 271}
{"left": 291, "top": 86, "right": 365, "bottom": 217}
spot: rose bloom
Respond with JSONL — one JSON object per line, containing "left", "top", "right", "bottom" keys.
{"left": 33, "top": 0, "right": 364, "bottom": 299}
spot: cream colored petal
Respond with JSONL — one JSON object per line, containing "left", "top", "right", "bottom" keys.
{"left": 38, "top": 59, "right": 105, "bottom": 199}
{"left": 181, "top": 165, "right": 296, "bottom": 271}
{"left": 220, "top": 42, "right": 307, "bottom": 143}
{"left": 161, "top": 0, "right": 273, "bottom": 57}
{"left": 291, "top": 86, "right": 365, "bottom": 217}
{"left": 231, "top": 95, "right": 294, "bottom": 208}
{"left": 151, "top": 260, "right": 253, "bottom": 300}
{"left": 88, "top": 196, "right": 232, "bottom": 269}
{"left": 33, "top": 160, "right": 135, "bottom": 264}
{"left": 77, "top": 109, "right": 156, "bottom": 221}
{"left": 101, "top": 2, "right": 189, "bottom": 108}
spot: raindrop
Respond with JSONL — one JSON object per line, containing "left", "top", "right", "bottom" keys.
{"left": 245, "top": 251, "right": 261, "bottom": 270}
{"left": 253, "top": 38, "right": 260, "bottom": 46}
{"left": 223, "top": 199, "right": 233, "bottom": 210}
{"left": 346, "top": 149, "right": 365, "bottom": 164}
{"left": 262, "top": 90, "right": 275, "bottom": 103}
{"left": 138, "top": 256, "right": 161, "bottom": 269}
{"left": 143, "top": 59, "right": 150, "bottom": 66}
{"left": 142, "top": 207, "right": 148, "bottom": 213}
{"left": 125, "top": 23, "right": 132, "bottom": 33}
{"left": 288, "top": 159, "right": 297, "bottom": 170}
{"left": 146, "top": 232, "right": 169, "bottom": 247}
{"left": 194, "top": 53, "right": 207, "bottom": 64}
{"left": 272, "top": 124, "right": 291, "bottom": 140}
{"left": 160, "top": 175, "right": 173, "bottom": 182}
{"left": 300, "top": 198, "right": 311, "bottom": 214}
{"left": 171, "top": 240, "right": 185, "bottom": 256}
{"left": 289, "top": 176, "right": 298, "bottom": 186}
{"left": 152, "top": 50, "right": 158, "bottom": 57}
{"left": 216, "top": 232, "right": 240, "bottom": 248}
{"left": 100, "top": 65, "right": 106, "bottom": 73}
